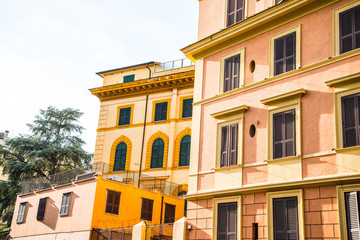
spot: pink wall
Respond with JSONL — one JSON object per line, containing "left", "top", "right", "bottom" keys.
{"left": 10, "top": 179, "right": 97, "bottom": 239}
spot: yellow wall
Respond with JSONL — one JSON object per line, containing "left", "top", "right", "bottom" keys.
{"left": 91, "top": 176, "right": 185, "bottom": 229}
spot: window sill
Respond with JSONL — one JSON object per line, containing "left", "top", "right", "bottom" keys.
{"left": 117, "top": 124, "right": 130, "bottom": 127}
{"left": 59, "top": 213, "right": 69, "bottom": 217}
{"left": 267, "top": 155, "right": 302, "bottom": 163}
{"left": 176, "top": 166, "right": 190, "bottom": 169}
{"left": 105, "top": 212, "right": 119, "bottom": 216}
{"left": 214, "top": 164, "right": 243, "bottom": 172}
{"left": 335, "top": 145, "right": 360, "bottom": 153}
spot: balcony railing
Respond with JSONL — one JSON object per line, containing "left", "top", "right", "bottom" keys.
{"left": 154, "top": 58, "right": 194, "bottom": 73}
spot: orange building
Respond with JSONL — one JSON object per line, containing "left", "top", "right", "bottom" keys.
{"left": 181, "top": 0, "right": 360, "bottom": 239}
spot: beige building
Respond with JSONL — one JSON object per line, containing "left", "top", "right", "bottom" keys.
{"left": 90, "top": 59, "right": 194, "bottom": 195}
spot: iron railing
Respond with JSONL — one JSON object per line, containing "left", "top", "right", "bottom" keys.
{"left": 91, "top": 227, "right": 133, "bottom": 240}
{"left": 154, "top": 58, "right": 194, "bottom": 73}
{"left": 146, "top": 223, "right": 173, "bottom": 240}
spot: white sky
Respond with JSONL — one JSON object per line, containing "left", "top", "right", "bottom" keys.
{"left": 0, "top": 0, "right": 199, "bottom": 153}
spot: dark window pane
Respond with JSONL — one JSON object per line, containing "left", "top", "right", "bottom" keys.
{"left": 164, "top": 204, "right": 176, "bottom": 223}
{"left": 237, "top": 0, "right": 243, "bottom": 8}
{"left": 285, "top": 113, "right": 294, "bottom": 140}
{"left": 286, "top": 34, "right": 295, "bottom": 56}
{"left": 356, "top": 33, "right": 360, "bottom": 48}
{"left": 228, "top": 204, "right": 237, "bottom": 232}
{"left": 287, "top": 199, "right": 297, "bottom": 231}
{"left": 275, "top": 39, "right": 284, "bottom": 60}
{"left": 236, "top": 10, "right": 243, "bottom": 22}
{"left": 114, "top": 142, "right": 127, "bottom": 171}
{"left": 341, "top": 11, "right": 352, "bottom": 36}
{"left": 356, "top": 7, "right": 360, "bottom": 31}
{"left": 274, "top": 200, "right": 285, "bottom": 231}
{"left": 286, "top": 57, "right": 294, "bottom": 72}
{"left": 285, "top": 141, "right": 294, "bottom": 157}
{"left": 37, "top": 198, "right": 47, "bottom": 220}
{"left": 141, "top": 198, "right": 154, "bottom": 221}
{"left": 274, "top": 197, "right": 299, "bottom": 240}
{"left": 123, "top": 74, "right": 135, "bottom": 83}
{"left": 182, "top": 98, "right": 193, "bottom": 118}
{"left": 151, "top": 138, "right": 164, "bottom": 168}
{"left": 119, "top": 107, "right": 131, "bottom": 126}
{"left": 218, "top": 202, "right": 237, "bottom": 240}
{"left": 346, "top": 129, "right": 357, "bottom": 147}
{"left": 274, "top": 114, "right": 283, "bottom": 141}
{"left": 154, "top": 102, "right": 168, "bottom": 121}
{"left": 343, "top": 37, "right": 354, "bottom": 53}
{"left": 228, "top": 0, "right": 235, "bottom": 13}
{"left": 179, "top": 135, "right": 191, "bottom": 166}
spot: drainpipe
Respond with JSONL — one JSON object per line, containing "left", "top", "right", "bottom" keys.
{"left": 160, "top": 196, "right": 164, "bottom": 224}
{"left": 138, "top": 64, "right": 152, "bottom": 187}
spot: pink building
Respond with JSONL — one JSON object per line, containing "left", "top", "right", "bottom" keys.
{"left": 181, "top": 0, "right": 360, "bottom": 239}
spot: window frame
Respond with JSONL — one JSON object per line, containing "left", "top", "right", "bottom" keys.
{"left": 219, "top": 48, "right": 245, "bottom": 94}
{"left": 105, "top": 190, "right": 121, "bottom": 215}
{"left": 179, "top": 135, "right": 191, "bottom": 167}
{"left": 180, "top": 96, "right": 193, "bottom": 119}
{"left": 113, "top": 142, "right": 127, "bottom": 172}
{"left": 224, "top": 0, "right": 247, "bottom": 28}
{"left": 123, "top": 74, "right": 135, "bottom": 83}
{"left": 59, "top": 192, "right": 72, "bottom": 217}
{"left": 269, "top": 25, "right": 301, "bottom": 78}
{"left": 116, "top": 104, "right": 134, "bottom": 127}
{"left": 213, "top": 196, "right": 241, "bottom": 240}
{"left": 267, "top": 189, "right": 304, "bottom": 240}
{"left": 16, "top": 202, "right": 27, "bottom": 224}
{"left": 36, "top": 197, "right": 48, "bottom": 220}
{"left": 152, "top": 99, "right": 171, "bottom": 122}
{"left": 150, "top": 138, "right": 165, "bottom": 169}
{"left": 140, "top": 198, "right": 154, "bottom": 221}
{"left": 341, "top": 93, "right": 360, "bottom": 148}
{"left": 333, "top": 1, "right": 360, "bottom": 56}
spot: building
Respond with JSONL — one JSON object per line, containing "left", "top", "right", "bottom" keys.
{"left": 10, "top": 172, "right": 184, "bottom": 239}
{"left": 181, "top": 0, "right": 360, "bottom": 239}
{"left": 90, "top": 60, "right": 194, "bottom": 196}
{"left": 0, "top": 130, "right": 9, "bottom": 182}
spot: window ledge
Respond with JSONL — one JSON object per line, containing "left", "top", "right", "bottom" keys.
{"left": 176, "top": 166, "right": 190, "bottom": 169}
{"left": 214, "top": 164, "right": 243, "bottom": 172}
{"left": 211, "top": 105, "right": 248, "bottom": 119}
{"left": 260, "top": 88, "right": 306, "bottom": 105}
{"left": 335, "top": 145, "right": 360, "bottom": 153}
{"left": 267, "top": 155, "right": 302, "bottom": 163}
{"left": 105, "top": 212, "right": 119, "bottom": 216}
{"left": 59, "top": 213, "right": 69, "bottom": 217}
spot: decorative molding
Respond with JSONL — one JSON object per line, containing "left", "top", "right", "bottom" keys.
{"left": 325, "top": 71, "right": 360, "bottom": 87}
{"left": 171, "top": 184, "right": 189, "bottom": 196}
{"left": 211, "top": 105, "right": 248, "bottom": 119}
{"left": 109, "top": 135, "right": 132, "bottom": 172}
{"left": 145, "top": 131, "right": 169, "bottom": 170}
{"left": 260, "top": 88, "right": 306, "bottom": 105}
{"left": 173, "top": 128, "right": 192, "bottom": 168}
{"left": 90, "top": 70, "right": 194, "bottom": 101}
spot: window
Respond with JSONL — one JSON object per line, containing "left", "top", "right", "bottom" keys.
{"left": 113, "top": 142, "right": 127, "bottom": 171}
{"left": 164, "top": 203, "right": 176, "bottom": 223}
{"left": 105, "top": 190, "right": 121, "bottom": 215}
{"left": 182, "top": 98, "right": 193, "bottom": 118}
{"left": 37, "top": 197, "right": 47, "bottom": 220}
{"left": 344, "top": 191, "right": 360, "bottom": 239}
{"left": 118, "top": 107, "right": 131, "bottom": 126}
{"left": 224, "top": 55, "right": 240, "bottom": 92}
{"left": 275, "top": 0, "right": 283, "bottom": 4}
{"left": 341, "top": 93, "right": 360, "bottom": 148}
{"left": 179, "top": 135, "right": 191, "bottom": 167}
{"left": 16, "top": 202, "right": 26, "bottom": 223}
{"left": 267, "top": 190, "right": 304, "bottom": 240}
{"left": 219, "top": 48, "right": 245, "bottom": 93}
{"left": 274, "top": 32, "right": 296, "bottom": 76}
{"left": 60, "top": 192, "right": 71, "bottom": 216}
{"left": 154, "top": 102, "right": 168, "bottom": 121}
{"left": 273, "top": 197, "right": 299, "bottom": 240}
{"left": 140, "top": 198, "right": 154, "bottom": 221}
{"left": 273, "top": 110, "right": 296, "bottom": 159}
{"left": 220, "top": 124, "right": 238, "bottom": 167}
{"left": 339, "top": 5, "right": 360, "bottom": 54}
{"left": 226, "top": 0, "right": 245, "bottom": 27}
{"left": 123, "top": 74, "right": 135, "bottom": 83}
{"left": 151, "top": 138, "right": 164, "bottom": 169}
{"left": 270, "top": 25, "right": 301, "bottom": 77}
{"left": 217, "top": 202, "right": 237, "bottom": 240}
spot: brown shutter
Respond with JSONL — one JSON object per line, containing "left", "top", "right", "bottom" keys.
{"left": 342, "top": 94, "right": 360, "bottom": 147}
{"left": 273, "top": 110, "right": 295, "bottom": 159}
{"left": 345, "top": 192, "right": 360, "bottom": 240}
{"left": 226, "top": 0, "right": 244, "bottom": 26}
{"left": 224, "top": 58, "right": 232, "bottom": 92}
{"left": 221, "top": 126, "right": 229, "bottom": 167}
{"left": 164, "top": 204, "right": 176, "bottom": 223}
{"left": 284, "top": 110, "right": 296, "bottom": 157}
{"left": 37, "top": 198, "right": 47, "bottom": 220}
{"left": 229, "top": 124, "right": 238, "bottom": 166}
{"left": 273, "top": 113, "right": 284, "bottom": 159}
{"left": 232, "top": 55, "right": 240, "bottom": 89}
{"left": 273, "top": 197, "right": 299, "bottom": 240}
{"left": 217, "top": 202, "right": 237, "bottom": 240}
{"left": 274, "top": 32, "right": 296, "bottom": 76}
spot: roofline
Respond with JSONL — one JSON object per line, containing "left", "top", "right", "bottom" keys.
{"left": 96, "top": 61, "right": 158, "bottom": 77}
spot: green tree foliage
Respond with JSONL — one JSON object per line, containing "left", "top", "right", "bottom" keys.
{"left": 0, "top": 106, "right": 92, "bottom": 226}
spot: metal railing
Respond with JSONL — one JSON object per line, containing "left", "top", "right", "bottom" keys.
{"left": 92, "top": 162, "right": 182, "bottom": 197}
{"left": 20, "top": 168, "right": 88, "bottom": 194}
{"left": 154, "top": 58, "right": 194, "bottom": 73}
{"left": 91, "top": 227, "right": 133, "bottom": 240}
{"left": 146, "top": 223, "right": 173, "bottom": 240}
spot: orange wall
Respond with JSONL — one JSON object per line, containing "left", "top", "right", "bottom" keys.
{"left": 10, "top": 179, "right": 97, "bottom": 239}
{"left": 91, "top": 176, "right": 185, "bottom": 229}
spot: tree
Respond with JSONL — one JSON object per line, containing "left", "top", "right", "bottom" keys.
{"left": 0, "top": 106, "right": 92, "bottom": 226}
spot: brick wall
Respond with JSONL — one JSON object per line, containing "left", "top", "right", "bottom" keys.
{"left": 242, "top": 193, "right": 267, "bottom": 240}
{"left": 187, "top": 199, "right": 213, "bottom": 240}
{"left": 304, "top": 186, "right": 340, "bottom": 239}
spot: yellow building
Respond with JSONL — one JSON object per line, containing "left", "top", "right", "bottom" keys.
{"left": 90, "top": 59, "right": 194, "bottom": 196}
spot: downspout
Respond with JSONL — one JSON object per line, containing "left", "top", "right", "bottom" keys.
{"left": 160, "top": 196, "right": 164, "bottom": 224}
{"left": 138, "top": 64, "right": 152, "bottom": 187}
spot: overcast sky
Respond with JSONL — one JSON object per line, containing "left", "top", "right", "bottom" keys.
{"left": 0, "top": 0, "right": 199, "bottom": 152}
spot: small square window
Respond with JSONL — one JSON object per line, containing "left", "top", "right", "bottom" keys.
{"left": 60, "top": 192, "right": 71, "bottom": 216}
{"left": 105, "top": 190, "right": 121, "bottom": 215}
{"left": 140, "top": 198, "right": 154, "bottom": 221}
{"left": 123, "top": 74, "right": 135, "bottom": 83}
{"left": 154, "top": 102, "right": 168, "bottom": 122}
{"left": 118, "top": 107, "right": 131, "bottom": 126}
{"left": 226, "top": 0, "right": 245, "bottom": 27}
{"left": 16, "top": 202, "right": 26, "bottom": 223}
{"left": 164, "top": 203, "right": 176, "bottom": 223}
{"left": 37, "top": 197, "right": 48, "bottom": 220}
{"left": 182, "top": 98, "right": 193, "bottom": 118}
{"left": 220, "top": 124, "right": 238, "bottom": 167}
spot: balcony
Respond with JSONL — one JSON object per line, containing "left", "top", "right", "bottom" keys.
{"left": 154, "top": 58, "right": 194, "bottom": 73}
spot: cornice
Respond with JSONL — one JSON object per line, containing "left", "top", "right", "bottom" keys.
{"left": 89, "top": 70, "right": 195, "bottom": 101}
{"left": 260, "top": 88, "right": 306, "bottom": 105}
{"left": 211, "top": 105, "right": 248, "bottom": 119}
{"left": 325, "top": 71, "right": 360, "bottom": 87}
{"left": 181, "top": 0, "right": 339, "bottom": 60}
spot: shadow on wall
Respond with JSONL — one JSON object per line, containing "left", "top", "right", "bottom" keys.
{"left": 41, "top": 198, "right": 58, "bottom": 230}
{"left": 68, "top": 192, "right": 79, "bottom": 218}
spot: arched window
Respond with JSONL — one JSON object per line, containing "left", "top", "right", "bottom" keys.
{"left": 151, "top": 138, "right": 164, "bottom": 169}
{"left": 179, "top": 135, "right": 191, "bottom": 167}
{"left": 113, "top": 142, "right": 127, "bottom": 171}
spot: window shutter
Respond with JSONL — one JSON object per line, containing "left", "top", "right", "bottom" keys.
{"left": 224, "top": 58, "right": 232, "bottom": 92}
{"left": 217, "top": 202, "right": 237, "bottom": 240}
{"left": 284, "top": 110, "right": 296, "bottom": 157}
{"left": 232, "top": 55, "right": 240, "bottom": 89}
{"left": 164, "top": 204, "right": 176, "bottom": 223}
{"left": 342, "top": 95, "right": 359, "bottom": 147}
{"left": 151, "top": 139, "right": 164, "bottom": 169}
{"left": 345, "top": 192, "right": 360, "bottom": 240}
{"left": 273, "top": 113, "right": 284, "bottom": 159}
{"left": 161, "top": 102, "right": 168, "bottom": 120}
{"left": 273, "top": 197, "right": 299, "bottom": 240}
{"left": 229, "top": 124, "right": 238, "bottom": 166}
{"left": 179, "top": 135, "right": 191, "bottom": 167}
{"left": 274, "top": 32, "right": 296, "bottom": 76}
{"left": 286, "top": 197, "right": 299, "bottom": 240}
{"left": 221, "top": 126, "right": 229, "bottom": 167}
{"left": 273, "top": 110, "right": 296, "bottom": 159}
{"left": 16, "top": 202, "right": 26, "bottom": 223}
{"left": 37, "top": 198, "right": 47, "bottom": 220}
{"left": 340, "top": 6, "right": 360, "bottom": 54}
